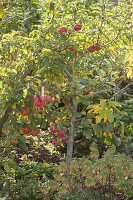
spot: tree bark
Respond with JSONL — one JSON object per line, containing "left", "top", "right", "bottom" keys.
{"left": 112, "top": 0, "right": 119, "bottom": 5}
{"left": 66, "top": 103, "right": 78, "bottom": 163}
{"left": 0, "top": 104, "right": 12, "bottom": 135}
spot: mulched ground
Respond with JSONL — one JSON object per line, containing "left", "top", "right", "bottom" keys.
{"left": 14, "top": 144, "right": 61, "bottom": 164}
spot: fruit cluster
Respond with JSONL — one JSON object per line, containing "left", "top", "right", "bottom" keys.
{"left": 21, "top": 94, "right": 54, "bottom": 137}
{"left": 21, "top": 107, "right": 40, "bottom": 137}
{"left": 58, "top": 24, "right": 82, "bottom": 33}
{"left": 87, "top": 44, "right": 101, "bottom": 53}
{"left": 58, "top": 24, "right": 101, "bottom": 54}
{"left": 22, "top": 127, "right": 40, "bottom": 137}
{"left": 33, "top": 95, "right": 54, "bottom": 108}
{"left": 49, "top": 124, "right": 67, "bottom": 146}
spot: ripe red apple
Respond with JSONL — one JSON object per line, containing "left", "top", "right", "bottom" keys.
{"left": 58, "top": 129, "right": 67, "bottom": 137}
{"left": 58, "top": 27, "right": 67, "bottom": 33}
{"left": 22, "top": 107, "right": 30, "bottom": 116}
{"left": 73, "top": 24, "right": 82, "bottom": 31}
{"left": 33, "top": 95, "right": 40, "bottom": 103}
{"left": 95, "top": 44, "right": 101, "bottom": 51}
{"left": 34, "top": 100, "right": 43, "bottom": 107}
{"left": 52, "top": 138, "right": 57, "bottom": 146}
{"left": 68, "top": 47, "right": 77, "bottom": 54}
{"left": 30, "top": 129, "right": 40, "bottom": 137}
{"left": 62, "top": 136, "right": 67, "bottom": 143}
{"left": 87, "top": 45, "right": 96, "bottom": 53}
{"left": 50, "top": 124, "right": 58, "bottom": 133}
{"left": 22, "top": 127, "right": 31, "bottom": 135}
{"left": 46, "top": 95, "right": 53, "bottom": 103}
{"left": 40, "top": 95, "right": 47, "bottom": 102}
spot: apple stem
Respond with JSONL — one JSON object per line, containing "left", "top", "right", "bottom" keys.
{"left": 41, "top": 86, "right": 45, "bottom": 96}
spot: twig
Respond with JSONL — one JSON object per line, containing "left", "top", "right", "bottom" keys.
{"left": 64, "top": 69, "right": 76, "bottom": 82}
{"left": 110, "top": 82, "right": 133, "bottom": 100}
{"left": 96, "top": 0, "right": 106, "bottom": 44}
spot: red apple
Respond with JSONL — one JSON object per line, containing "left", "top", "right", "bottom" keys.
{"left": 22, "top": 127, "right": 31, "bottom": 135}
{"left": 52, "top": 138, "right": 57, "bottom": 146}
{"left": 62, "top": 136, "right": 67, "bottom": 143}
{"left": 95, "top": 44, "right": 101, "bottom": 51}
{"left": 34, "top": 100, "right": 43, "bottom": 107}
{"left": 22, "top": 107, "right": 30, "bottom": 116}
{"left": 50, "top": 124, "right": 58, "bottom": 133}
{"left": 33, "top": 95, "right": 40, "bottom": 103}
{"left": 73, "top": 24, "right": 82, "bottom": 31}
{"left": 68, "top": 47, "right": 77, "bottom": 54}
{"left": 87, "top": 45, "right": 96, "bottom": 53}
{"left": 40, "top": 95, "right": 47, "bottom": 102}
{"left": 58, "top": 129, "right": 67, "bottom": 137}
{"left": 46, "top": 95, "right": 53, "bottom": 103}
{"left": 30, "top": 129, "right": 40, "bottom": 137}
{"left": 58, "top": 27, "right": 67, "bottom": 33}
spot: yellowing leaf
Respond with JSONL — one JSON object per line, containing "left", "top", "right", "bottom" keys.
{"left": 127, "top": 67, "right": 133, "bottom": 78}
{"left": 0, "top": 80, "right": 2, "bottom": 88}
{"left": 0, "top": 71, "right": 7, "bottom": 77}
{"left": 23, "top": 89, "right": 28, "bottom": 98}
{"left": 43, "top": 162, "right": 50, "bottom": 167}
{"left": 0, "top": 9, "right": 5, "bottom": 18}
{"left": 104, "top": 112, "right": 108, "bottom": 122}
{"left": 20, "top": 154, "right": 29, "bottom": 161}
{"left": 100, "top": 99, "right": 106, "bottom": 106}
{"left": 42, "top": 48, "right": 52, "bottom": 53}
{"left": 104, "top": 138, "right": 112, "bottom": 145}
{"left": 96, "top": 115, "right": 102, "bottom": 124}
{"left": 108, "top": 133, "right": 113, "bottom": 139}
{"left": 55, "top": 94, "right": 60, "bottom": 99}
{"left": 21, "top": 115, "right": 28, "bottom": 119}
{"left": 93, "top": 105, "right": 101, "bottom": 114}
{"left": 103, "top": 132, "right": 107, "bottom": 137}
{"left": 82, "top": 111, "right": 86, "bottom": 115}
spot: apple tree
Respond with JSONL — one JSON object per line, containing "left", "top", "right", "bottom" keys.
{"left": 0, "top": 0, "right": 132, "bottom": 163}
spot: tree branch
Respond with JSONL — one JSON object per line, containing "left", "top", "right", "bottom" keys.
{"left": 111, "top": 82, "right": 133, "bottom": 100}
{"left": 64, "top": 69, "right": 76, "bottom": 82}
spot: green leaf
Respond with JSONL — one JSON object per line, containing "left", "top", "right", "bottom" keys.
{"left": 92, "top": 124, "right": 101, "bottom": 135}
{"left": 107, "top": 110, "right": 114, "bottom": 123}
{"left": 81, "top": 118, "right": 89, "bottom": 128}
{"left": 77, "top": 83, "right": 86, "bottom": 90}
{"left": 50, "top": 2, "right": 54, "bottom": 10}
{"left": 4, "top": 163, "right": 11, "bottom": 172}
{"left": 18, "top": 135, "right": 28, "bottom": 151}
{"left": 83, "top": 129, "right": 93, "bottom": 140}
{"left": 103, "top": 124, "right": 113, "bottom": 133}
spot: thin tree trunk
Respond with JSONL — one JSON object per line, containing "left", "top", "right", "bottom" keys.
{"left": 0, "top": 104, "right": 12, "bottom": 135}
{"left": 66, "top": 103, "right": 78, "bottom": 163}
{"left": 112, "top": 0, "right": 119, "bottom": 5}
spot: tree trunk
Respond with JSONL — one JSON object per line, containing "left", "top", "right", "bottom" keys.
{"left": 112, "top": 0, "right": 119, "bottom": 5}
{"left": 66, "top": 103, "right": 78, "bottom": 163}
